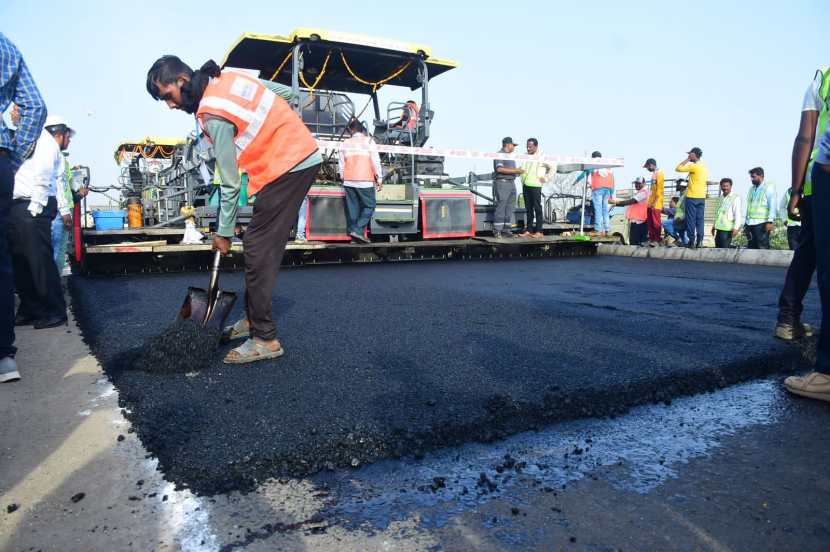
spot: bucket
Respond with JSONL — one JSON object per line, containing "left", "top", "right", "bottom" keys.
{"left": 126, "top": 196, "right": 143, "bottom": 228}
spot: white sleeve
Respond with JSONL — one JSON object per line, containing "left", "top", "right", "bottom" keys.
{"left": 733, "top": 196, "right": 744, "bottom": 227}
{"left": 372, "top": 150, "right": 382, "bottom": 180}
{"left": 28, "top": 139, "right": 58, "bottom": 215}
{"left": 802, "top": 73, "right": 822, "bottom": 112}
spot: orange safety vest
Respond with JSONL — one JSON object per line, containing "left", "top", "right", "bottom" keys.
{"left": 626, "top": 189, "right": 648, "bottom": 221}
{"left": 341, "top": 133, "right": 377, "bottom": 182}
{"left": 405, "top": 102, "right": 418, "bottom": 129}
{"left": 590, "top": 168, "right": 614, "bottom": 190}
{"left": 196, "top": 70, "right": 318, "bottom": 196}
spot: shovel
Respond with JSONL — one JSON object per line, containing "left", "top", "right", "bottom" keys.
{"left": 178, "top": 250, "right": 237, "bottom": 332}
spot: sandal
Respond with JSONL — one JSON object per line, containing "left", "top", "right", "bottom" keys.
{"left": 222, "top": 319, "right": 250, "bottom": 342}
{"left": 223, "top": 338, "right": 284, "bottom": 364}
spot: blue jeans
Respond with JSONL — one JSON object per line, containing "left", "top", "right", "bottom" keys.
{"left": 295, "top": 196, "right": 308, "bottom": 240}
{"left": 0, "top": 155, "right": 15, "bottom": 358}
{"left": 685, "top": 198, "right": 705, "bottom": 246}
{"left": 591, "top": 188, "right": 611, "bottom": 232}
{"left": 51, "top": 214, "right": 66, "bottom": 270}
{"left": 344, "top": 186, "right": 376, "bottom": 234}
{"left": 662, "top": 219, "right": 689, "bottom": 245}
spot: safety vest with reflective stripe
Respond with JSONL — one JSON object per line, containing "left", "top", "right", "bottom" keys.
{"left": 714, "top": 193, "right": 739, "bottom": 231}
{"left": 341, "top": 133, "right": 377, "bottom": 182}
{"left": 782, "top": 188, "right": 800, "bottom": 227}
{"left": 626, "top": 189, "right": 648, "bottom": 221}
{"left": 675, "top": 192, "right": 687, "bottom": 220}
{"left": 404, "top": 103, "right": 418, "bottom": 129}
{"left": 805, "top": 66, "right": 830, "bottom": 197}
{"left": 590, "top": 168, "right": 614, "bottom": 190}
{"left": 746, "top": 183, "right": 773, "bottom": 222}
{"left": 196, "top": 70, "right": 318, "bottom": 197}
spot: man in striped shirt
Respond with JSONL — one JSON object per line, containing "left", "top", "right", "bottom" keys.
{"left": 0, "top": 32, "right": 47, "bottom": 383}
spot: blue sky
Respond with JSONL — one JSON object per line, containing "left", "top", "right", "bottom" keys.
{"left": 3, "top": 0, "right": 825, "bottom": 201}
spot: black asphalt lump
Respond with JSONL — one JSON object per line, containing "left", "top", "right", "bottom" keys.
{"left": 68, "top": 257, "right": 818, "bottom": 496}
{"left": 111, "top": 319, "right": 222, "bottom": 375}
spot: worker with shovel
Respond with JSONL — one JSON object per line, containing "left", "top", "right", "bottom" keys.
{"left": 146, "top": 57, "right": 322, "bottom": 364}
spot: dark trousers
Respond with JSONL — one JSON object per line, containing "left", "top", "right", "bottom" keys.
{"left": 812, "top": 165, "right": 830, "bottom": 373}
{"left": 243, "top": 164, "right": 319, "bottom": 341}
{"left": 779, "top": 196, "right": 814, "bottom": 326}
{"left": 344, "top": 185, "right": 376, "bottom": 235}
{"left": 745, "top": 223, "right": 771, "bottom": 249}
{"left": 522, "top": 185, "right": 543, "bottom": 233}
{"left": 787, "top": 225, "right": 801, "bottom": 250}
{"left": 492, "top": 179, "right": 516, "bottom": 233}
{"left": 684, "top": 198, "right": 705, "bottom": 246}
{"left": 629, "top": 221, "right": 647, "bottom": 245}
{"left": 715, "top": 229, "right": 734, "bottom": 249}
{"left": 0, "top": 156, "right": 15, "bottom": 358}
{"left": 647, "top": 208, "right": 662, "bottom": 242}
{"left": 8, "top": 196, "right": 66, "bottom": 321}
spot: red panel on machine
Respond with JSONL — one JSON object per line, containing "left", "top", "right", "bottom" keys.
{"left": 419, "top": 191, "right": 476, "bottom": 239}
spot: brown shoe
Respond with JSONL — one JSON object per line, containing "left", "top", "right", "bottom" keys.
{"left": 784, "top": 371, "right": 830, "bottom": 402}
{"left": 532, "top": 232, "right": 544, "bottom": 238}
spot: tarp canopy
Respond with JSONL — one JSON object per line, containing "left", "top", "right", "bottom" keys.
{"left": 221, "top": 29, "right": 458, "bottom": 95}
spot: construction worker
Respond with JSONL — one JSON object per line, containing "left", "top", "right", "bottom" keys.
{"left": 340, "top": 119, "right": 382, "bottom": 243}
{"left": 670, "top": 181, "right": 689, "bottom": 246}
{"left": 643, "top": 158, "right": 664, "bottom": 246}
{"left": 492, "top": 137, "right": 523, "bottom": 238}
{"left": 778, "top": 186, "right": 801, "bottom": 250}
{"left": 519, "top": 137, "right": 554, "bottom": 238}
{"left": 675, "top": 147, "right": 708, "bottom": 248}
{"left": 609, "top": 177, "right": 649, "bottom": 245}
{"left": 9, "top": 115, "right": 73, "bottom": 331}
{"left": 575, "top": 151, "right": 614, "bottom": 237}
{"left": 743, "top": 167, "right": 776, "bottom": 249}
{"left": 661, "top": 196, "right": 681, "bottom": 243}
{"left": 711, "top": 177, "right": 743, "bottom": 249}
{"left": 0, "top": 32, "right": 47, "bottom": 383}
{"left": 389, "top": 100, "right": 419, "bottom": 144}
{"left": 780, "top": 65, "right": 830, "bottom": 402}
{"left": 146, "top": 57, "right": 322, "bottom": 364}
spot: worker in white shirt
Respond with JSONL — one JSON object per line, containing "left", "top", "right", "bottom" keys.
{"left": 339, "top": 119, "right": 382, "bottom": 243}
{"left": 711, "top": 177, "right": 744, "bottom": 248}
{"left": 8, "top": 114, "right": 74, "bottom": 329}
{"left": 52, "top": 154, "right": 75, "bottom": 271}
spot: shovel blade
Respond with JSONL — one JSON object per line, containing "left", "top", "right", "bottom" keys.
{"left": 179, "top": 286, "right": 237, "bottom": 331}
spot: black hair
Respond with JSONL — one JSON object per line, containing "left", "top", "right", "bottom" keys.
{"left": 591, "top": 151, "right": 602, "bottom": 158}
{"left": 720, "top": 177, "right": 733, "bottom": 185}
{"left": 347, "top": 118, "right": 365, "bottom": 133}
{"left": 749, "top": 167, "right": 764, "bottom": 177}
{"left": 45, "top": 124, "right": 68, "bottom": 137}
{"left": 527, "top": 137, "right": 538, "bottom": 146}
{"left": 671, "top": 196, "right": 680, "bottom": 204}
{"left": 146, "top": 55, "right": 194, "bottom": 100}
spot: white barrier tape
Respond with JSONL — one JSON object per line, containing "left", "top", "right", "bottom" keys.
{"left": 316, "top": 139, "right": 624, "bottom": 169}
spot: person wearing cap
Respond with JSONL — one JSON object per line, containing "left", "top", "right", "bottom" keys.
{"left": 643, "top": 158, "right": 664, "bottom": 246}
{"left": 675, "top": 147, "right": 708, "bottom": 248}
{"left": 779, "top": 65, "right": 830, "bottom": 402}
{"left": 0, "top": 32, "right": 47, "bottom": 383}
{"left": 8, "top": 114, "right": 73, "bottom": 330}
{"left": 609, "top": 177, "right": 649, "bottom": 245}
{"left": 519, "top": 137, "right": 554, "bottom": 238}
{"left": 743, "top": 167, "right": 776, "bottom": 249}
{"left": 711, "top": 177, "right": 743, "bottom": 248}
{"left": 492, "top": 137, "right": 524, "bottom": 238}
{"left": 575, "top": 151, "right": 615, "bottom": 237}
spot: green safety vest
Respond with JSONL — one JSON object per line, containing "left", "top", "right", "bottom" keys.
{"left": 674, "top": 192, "right": 686, "bottom": 220}
{"left": 805, "top": 66, "right": 830, "bottom": 197}
{"left": 714, "top": 193, "right": 739, "bottom": 231}
{"left": 61, "top": 158, "right": 75, "bottom": 210}
{"left": 746, "top": 183, "right": 772, "bottom": 222}
{"left": 520, "top": 156, "right": 550, "bottom": 187}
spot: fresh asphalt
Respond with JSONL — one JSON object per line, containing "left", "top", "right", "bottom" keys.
{"left": 69, "top": 256, "right": 819, "bottom": 496}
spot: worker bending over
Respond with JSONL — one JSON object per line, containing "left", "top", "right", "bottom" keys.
{"left": 146, "top": 57, "right": 322, "bottom": 364}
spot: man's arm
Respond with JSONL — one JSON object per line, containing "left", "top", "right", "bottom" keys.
{"left": 260, "top": 79, "right": 294, "bottom": 101}
{"left": 205, "top": 118, "right": 241, "bottom": 252}
{"left": 733, "top": 196, "right": 744, "bottom": 235}
{"left": 495, "top": 162, "right": 524, "bottom": 175}
{"left": 675, "top": 161, "right": 695, "bottom": 174}
{"left": 0, "top": 36, "right": 47, "bottom": 168}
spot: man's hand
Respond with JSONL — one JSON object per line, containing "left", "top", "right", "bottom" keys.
{"left": 212, "top": 234, "right": 231, "bottom": 255}
{"left": 711, "top": 226, "right": 716, "bottom": 236}
{"left": 375, "top": 178, "right": 383, "bottom": 192}
{"left": 731, "top": 228, "right": 739, "bottom": 237}
{"left": 765, "top": 222, "right": 774, "bottom": 234}
{"left": 78, "top": 187, "right": 89, "bottom": 199}
{"left": 608, "top": 197, "right": 616, "bottom": 205}
{"left": 787, "top": 191, "right": 801, "bottom": 221}
{"left": 62, "top": 214, "right": 72, "bottom": 229}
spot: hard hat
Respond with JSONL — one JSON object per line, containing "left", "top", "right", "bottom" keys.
{"left": 44, "top": 115, "right": 76, "bottom": 137}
